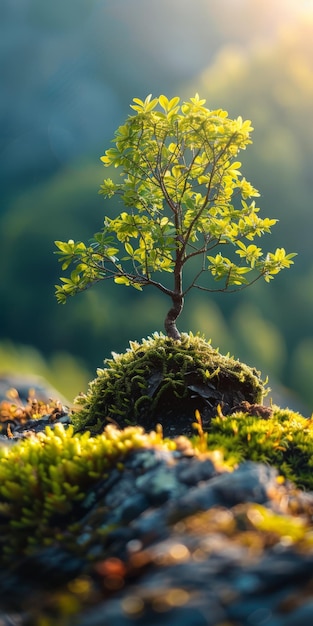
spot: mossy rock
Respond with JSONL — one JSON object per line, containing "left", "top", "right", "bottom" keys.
{"left": 73, "top": 332, "right": 266, "bottom": 437}
{"left": 2, "top": 339, "right": 313, "bottom": 626}
{"left": 1, "top": 406, "right": 313, "bottom": 565}
{"left": 0, "top": 423, "right": 174, "bottom": 560}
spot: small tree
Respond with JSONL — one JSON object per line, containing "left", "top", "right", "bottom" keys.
{"left": 55, "top": 94, "right": 295, "bottom": 339}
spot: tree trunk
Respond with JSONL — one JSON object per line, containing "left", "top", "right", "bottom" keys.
{"left": 164, "top": 294, "right": 184, "bottom": 340}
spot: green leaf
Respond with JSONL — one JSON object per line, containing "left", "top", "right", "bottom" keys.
{"left": 105, "top": 247, "right": 119, "bottom": 258}
{"left": 114, "top": 276, "right": 131, "bottom": 286}
{"left": 159, "top": 94, "right": 169, "bottom": 111}
{"left": 124, "top": 242, "right": 134, "bottom": 256}
{"left": 55, "top": 240, "right": 71, "bottom": 253}
{"left": 168, "top": 96, "right": 180, "bottom": 110}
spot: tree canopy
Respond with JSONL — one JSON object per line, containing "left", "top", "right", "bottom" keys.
{"left": 55, "top": 93, "right": 295, "bottom": 338}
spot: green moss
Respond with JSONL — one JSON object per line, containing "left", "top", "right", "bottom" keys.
{"left": 72, "top": 332, "right": 266, "bottom": 436}
{"left": 0, "top": 403, "right": 313, "bottom": 564}
{"left": 0, "top": 423, "right": 177, "bottom": 559}
{"left": 1, "top": 334, "right": 312, "bottom": 567}
{"left": 198, "top": 406, "right": 313, "bottom": 490}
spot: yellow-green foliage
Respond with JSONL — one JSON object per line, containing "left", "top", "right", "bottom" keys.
{"left": 72, "top": 332, "right": 265, "bottom": 434}
{"left": 55, "top": 93, "right": 295, "bottom": 306}
{"left": 0, "top": 404, "right": 313, "bottom": 564}
{"left": 0, "top": 423, "right": 175, "bottom": 559}
{"left": 201, "top": 406, "right": 313, "bottom": 490}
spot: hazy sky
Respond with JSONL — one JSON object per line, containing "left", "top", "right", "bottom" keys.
{"left": 1, "top": 0, "right": 312, "bottom": 197}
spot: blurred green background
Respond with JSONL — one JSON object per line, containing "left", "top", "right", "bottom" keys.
{"left": 1, "top": 0, "right": 313, "bottom": 410}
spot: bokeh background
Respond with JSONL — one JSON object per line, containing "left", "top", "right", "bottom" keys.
{"left": 1, "top": 0, "right": 313, "bottom": 410}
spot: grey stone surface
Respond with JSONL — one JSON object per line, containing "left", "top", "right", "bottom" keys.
{"left": 1, "top": 437, "right": 313, "bottom": 625}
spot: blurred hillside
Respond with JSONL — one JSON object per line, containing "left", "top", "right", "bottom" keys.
{"left": 0, "top": 0, "right": 313, "bottom": 409}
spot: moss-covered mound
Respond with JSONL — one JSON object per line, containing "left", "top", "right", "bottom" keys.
{"left": 73, "top": 332, "right": 266, "bottom": 437}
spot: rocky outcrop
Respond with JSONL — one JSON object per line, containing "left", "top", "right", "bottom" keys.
{"left": 1, "top": 338, "right": 313, "bottom": 626}
{"left": 0, "top": 422, "right": 313, "bottom": 625}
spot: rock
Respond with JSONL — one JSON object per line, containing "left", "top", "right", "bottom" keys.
{"left": 1, "top": 435, "right": 313, "bottom": 625}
